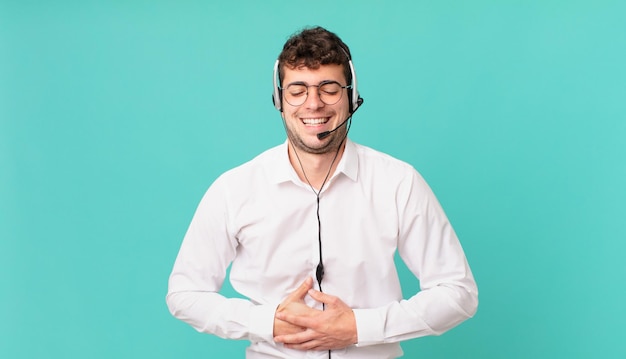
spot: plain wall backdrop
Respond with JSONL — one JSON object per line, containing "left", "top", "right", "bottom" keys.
{"left": 1, "top": 1, "right": 625, "bottom": 358}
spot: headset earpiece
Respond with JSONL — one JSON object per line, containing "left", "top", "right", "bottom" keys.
{"left": 346, "top": 59, "right": 362, "bottom": 114}
{"left": 272, "top": 60, "right": 283, "bottom": 112}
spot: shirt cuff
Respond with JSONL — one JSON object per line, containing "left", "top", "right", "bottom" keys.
{"left": 248, "top": 303, "right": 277, "bottom": 343}
{"left": 353, "top": 308, "right": 385, "bottom": 347}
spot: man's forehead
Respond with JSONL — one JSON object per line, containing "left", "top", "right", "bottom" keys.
{"left": 281, "top": 63, "right": 347, "bottom": 89}
{"left": 282, "top": 63, "right": 344, "bottom": 79}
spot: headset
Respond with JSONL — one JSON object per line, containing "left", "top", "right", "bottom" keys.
{"left": 272, "top": 48, "right": 363, "bottom": 114}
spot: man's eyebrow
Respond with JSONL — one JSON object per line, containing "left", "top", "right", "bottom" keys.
{"left": 284, "top": 80, "right": 341, "bottom": 87}
{"left": 285, "top": 81, "right": 307, "bottom": 87}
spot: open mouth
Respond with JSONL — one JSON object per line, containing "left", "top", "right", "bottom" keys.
{"left": 301, "top": 117, "right": 330, "bottom": 126}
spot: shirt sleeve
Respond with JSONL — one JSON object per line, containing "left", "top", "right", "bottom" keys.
{"left": 165, "top": 178, "right": 275, "bottom": 343}
{"left": 353, "top": 170, "right": 479, "bottom": 346}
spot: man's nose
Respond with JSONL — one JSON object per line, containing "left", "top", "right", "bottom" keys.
{"left": 303, "top": 87, "right": 324, "bottom": 109}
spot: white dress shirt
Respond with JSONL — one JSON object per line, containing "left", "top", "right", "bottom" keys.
{"left": 166, "top": 139, "right": 478, "bottom": 359}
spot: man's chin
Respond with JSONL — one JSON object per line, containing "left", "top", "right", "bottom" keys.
{"left": 296, "top": 139, "right": 344, "bottom": 155}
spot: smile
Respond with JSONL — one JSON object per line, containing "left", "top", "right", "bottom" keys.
{"left": 301, "top": 118, "right": 329, "bottom": 125}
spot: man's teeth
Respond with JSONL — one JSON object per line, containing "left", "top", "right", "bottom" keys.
{"left": 302, "top": 118, "right": 327, "bottom": 125}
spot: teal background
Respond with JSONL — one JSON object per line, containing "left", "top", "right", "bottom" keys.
{"left": 1, "top": 1, "right": 625, "bottom": 358}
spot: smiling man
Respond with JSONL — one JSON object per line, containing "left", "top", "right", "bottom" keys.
{"left": 166, "top": 26, "right": 478, "bottom": 359}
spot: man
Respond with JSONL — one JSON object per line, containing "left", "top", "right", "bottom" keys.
{"left": 166, "top": 26, "right": 478, "bottom": 358}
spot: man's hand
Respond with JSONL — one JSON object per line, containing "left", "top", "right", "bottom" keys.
{"left": 274, "top": 287, "right": 357, "bottom": 351}
{"left": 273, "top": 277, "right": 318, "bottom": 336}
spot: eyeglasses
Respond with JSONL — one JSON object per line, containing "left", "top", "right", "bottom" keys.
{"left": 281, "top": 80, "right": 351, "bottom": 107}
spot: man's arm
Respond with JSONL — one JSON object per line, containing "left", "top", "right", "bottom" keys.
{"left": 273, "top": 272, "right": 476, "bottom": 350}
{"left": 166, "top": 290, "right": 277, "bottom": 342}
{"left": 166, "top": 180, "right": 277, "bottom": 343}
{"left": 167, "top": 276, "right": 317, "bottom": 343}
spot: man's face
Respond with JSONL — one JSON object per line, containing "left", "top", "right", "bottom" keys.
{"left": 281, "top": 63, "right": 350, "bottom": 155}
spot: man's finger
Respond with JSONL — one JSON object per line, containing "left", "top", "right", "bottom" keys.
{"left": 291, "top": 277, "right": 313, "bottom": 299}
{"left": 307, "top": 288, "right": 335, "bottom": 305}
{"left": 281, "top": 277, "right": 314, "bottom": 305}
{"left": 276, "top": 310, "right": 317, "bottom": 329}
{"left": 275, "top": 327, "right": 318, "bottom": 345}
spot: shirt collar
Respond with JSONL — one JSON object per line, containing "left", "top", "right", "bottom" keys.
{"left": 335, "top": 139, "right": 359, "bottom": 182}
{"left": 269, "top": 139, "right": 359, "bottom": 185}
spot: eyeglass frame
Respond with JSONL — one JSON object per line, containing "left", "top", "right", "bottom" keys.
{"left": 280, "top": 80, "right": 352, "bottom": 107}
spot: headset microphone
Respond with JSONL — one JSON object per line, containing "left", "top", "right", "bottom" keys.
{"left": 316, "top": 97, "right": 364, "bottom": 140}
{"left": 316, "top": 118, "right": 350, "bottom": 140}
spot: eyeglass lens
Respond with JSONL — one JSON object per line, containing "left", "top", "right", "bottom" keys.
{"left": 283, "top": 82, "right": 345, "bottom": 106}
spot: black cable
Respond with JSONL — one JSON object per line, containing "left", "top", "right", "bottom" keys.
{"left": 315, "top": 195, "right": 324, "bottom": 291}
{"left": 284, "top": 117, "right": 352, "bottom": 359}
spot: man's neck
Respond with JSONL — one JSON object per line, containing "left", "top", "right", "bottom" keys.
{"left": 288, "top": 142, "right": 346, "bottom": 191}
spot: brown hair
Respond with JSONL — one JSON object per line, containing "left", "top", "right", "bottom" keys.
{"left": 277, "top": 26, "right": 352, "bottom": 87}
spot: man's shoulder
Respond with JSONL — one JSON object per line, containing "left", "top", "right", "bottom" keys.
{"left": 215, "top": 143, "right": 284, "bottom": 183}
{"left": 350, "top": 141, "right": 432, "bottom": 195}
{"left": 352, "top": 141, "right": 415, "bottom": 173}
